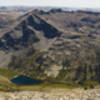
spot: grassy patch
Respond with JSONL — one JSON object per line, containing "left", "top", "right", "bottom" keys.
{"left": 0, "top": 68, "right": 20, "bottom": 92}
{"left": 0, "top": 75, "right": 19, "bottom": 92}
{"left": 0, "top": 68, "right": 20, "bottom": 79}
{"left": 0, "top": 83, "right": 19, "bottom": 92}
{"left": 82, "top": 81, "right": 100, "bottom": 89}
{"left": 40, "top": 83, "right": 79, "bottom": 89}
{"left": 18, "top": 83, "right": 79, "bottom": 92}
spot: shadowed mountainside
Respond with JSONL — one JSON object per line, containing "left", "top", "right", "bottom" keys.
{"left": 0, "top": 9, "right": 100, "bottom": 85}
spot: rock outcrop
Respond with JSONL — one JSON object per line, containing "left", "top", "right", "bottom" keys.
{"left": 0, "top": 89, "right": 100, "bottom": 100}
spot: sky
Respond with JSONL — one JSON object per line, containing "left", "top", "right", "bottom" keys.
{"left": 0, "top": 0, "right": 100, "bottom": 8}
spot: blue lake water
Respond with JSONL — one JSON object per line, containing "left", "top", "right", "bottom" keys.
{"left": 11, "top": 75, "right": 43, "bottom": 85}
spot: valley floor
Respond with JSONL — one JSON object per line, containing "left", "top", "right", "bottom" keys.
{"left": 0, "top": 88, "right": 100, "bottom": 100}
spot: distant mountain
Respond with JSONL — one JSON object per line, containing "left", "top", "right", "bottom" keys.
{"left": 0, "top": 9, "right": 100, "bottom": 84}
{"left": 0, "top": 6, "right": 33, "bottom": 13}
{"left": 1, "top": 6, "right": 100, "bottom": 13}
{"left": 0, "top": 6, "right": 58, "bottom": 13}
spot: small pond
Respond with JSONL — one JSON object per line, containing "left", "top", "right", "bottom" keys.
{"left": 11, "top": 75, "right": 43, "bottom": 85}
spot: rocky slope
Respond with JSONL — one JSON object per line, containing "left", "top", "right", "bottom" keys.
{"left": 0, "top": 9, "right": 100, "bottom": 84}
{"left": 0, "top": 12, "right": 23, "bottom": 33}
{"left": 0, "top": 88, "right": 100, "bottom": 100}
{"left": 0, "top": 11, "right": 24, "bottom": 67}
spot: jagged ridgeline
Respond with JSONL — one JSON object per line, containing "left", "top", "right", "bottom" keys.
{"left": 0, "top": 9, "right": 100, "bottom": 84}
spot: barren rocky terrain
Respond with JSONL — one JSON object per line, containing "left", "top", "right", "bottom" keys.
{"left": 0, "top": 88, "right": 100, "bottom": 100}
